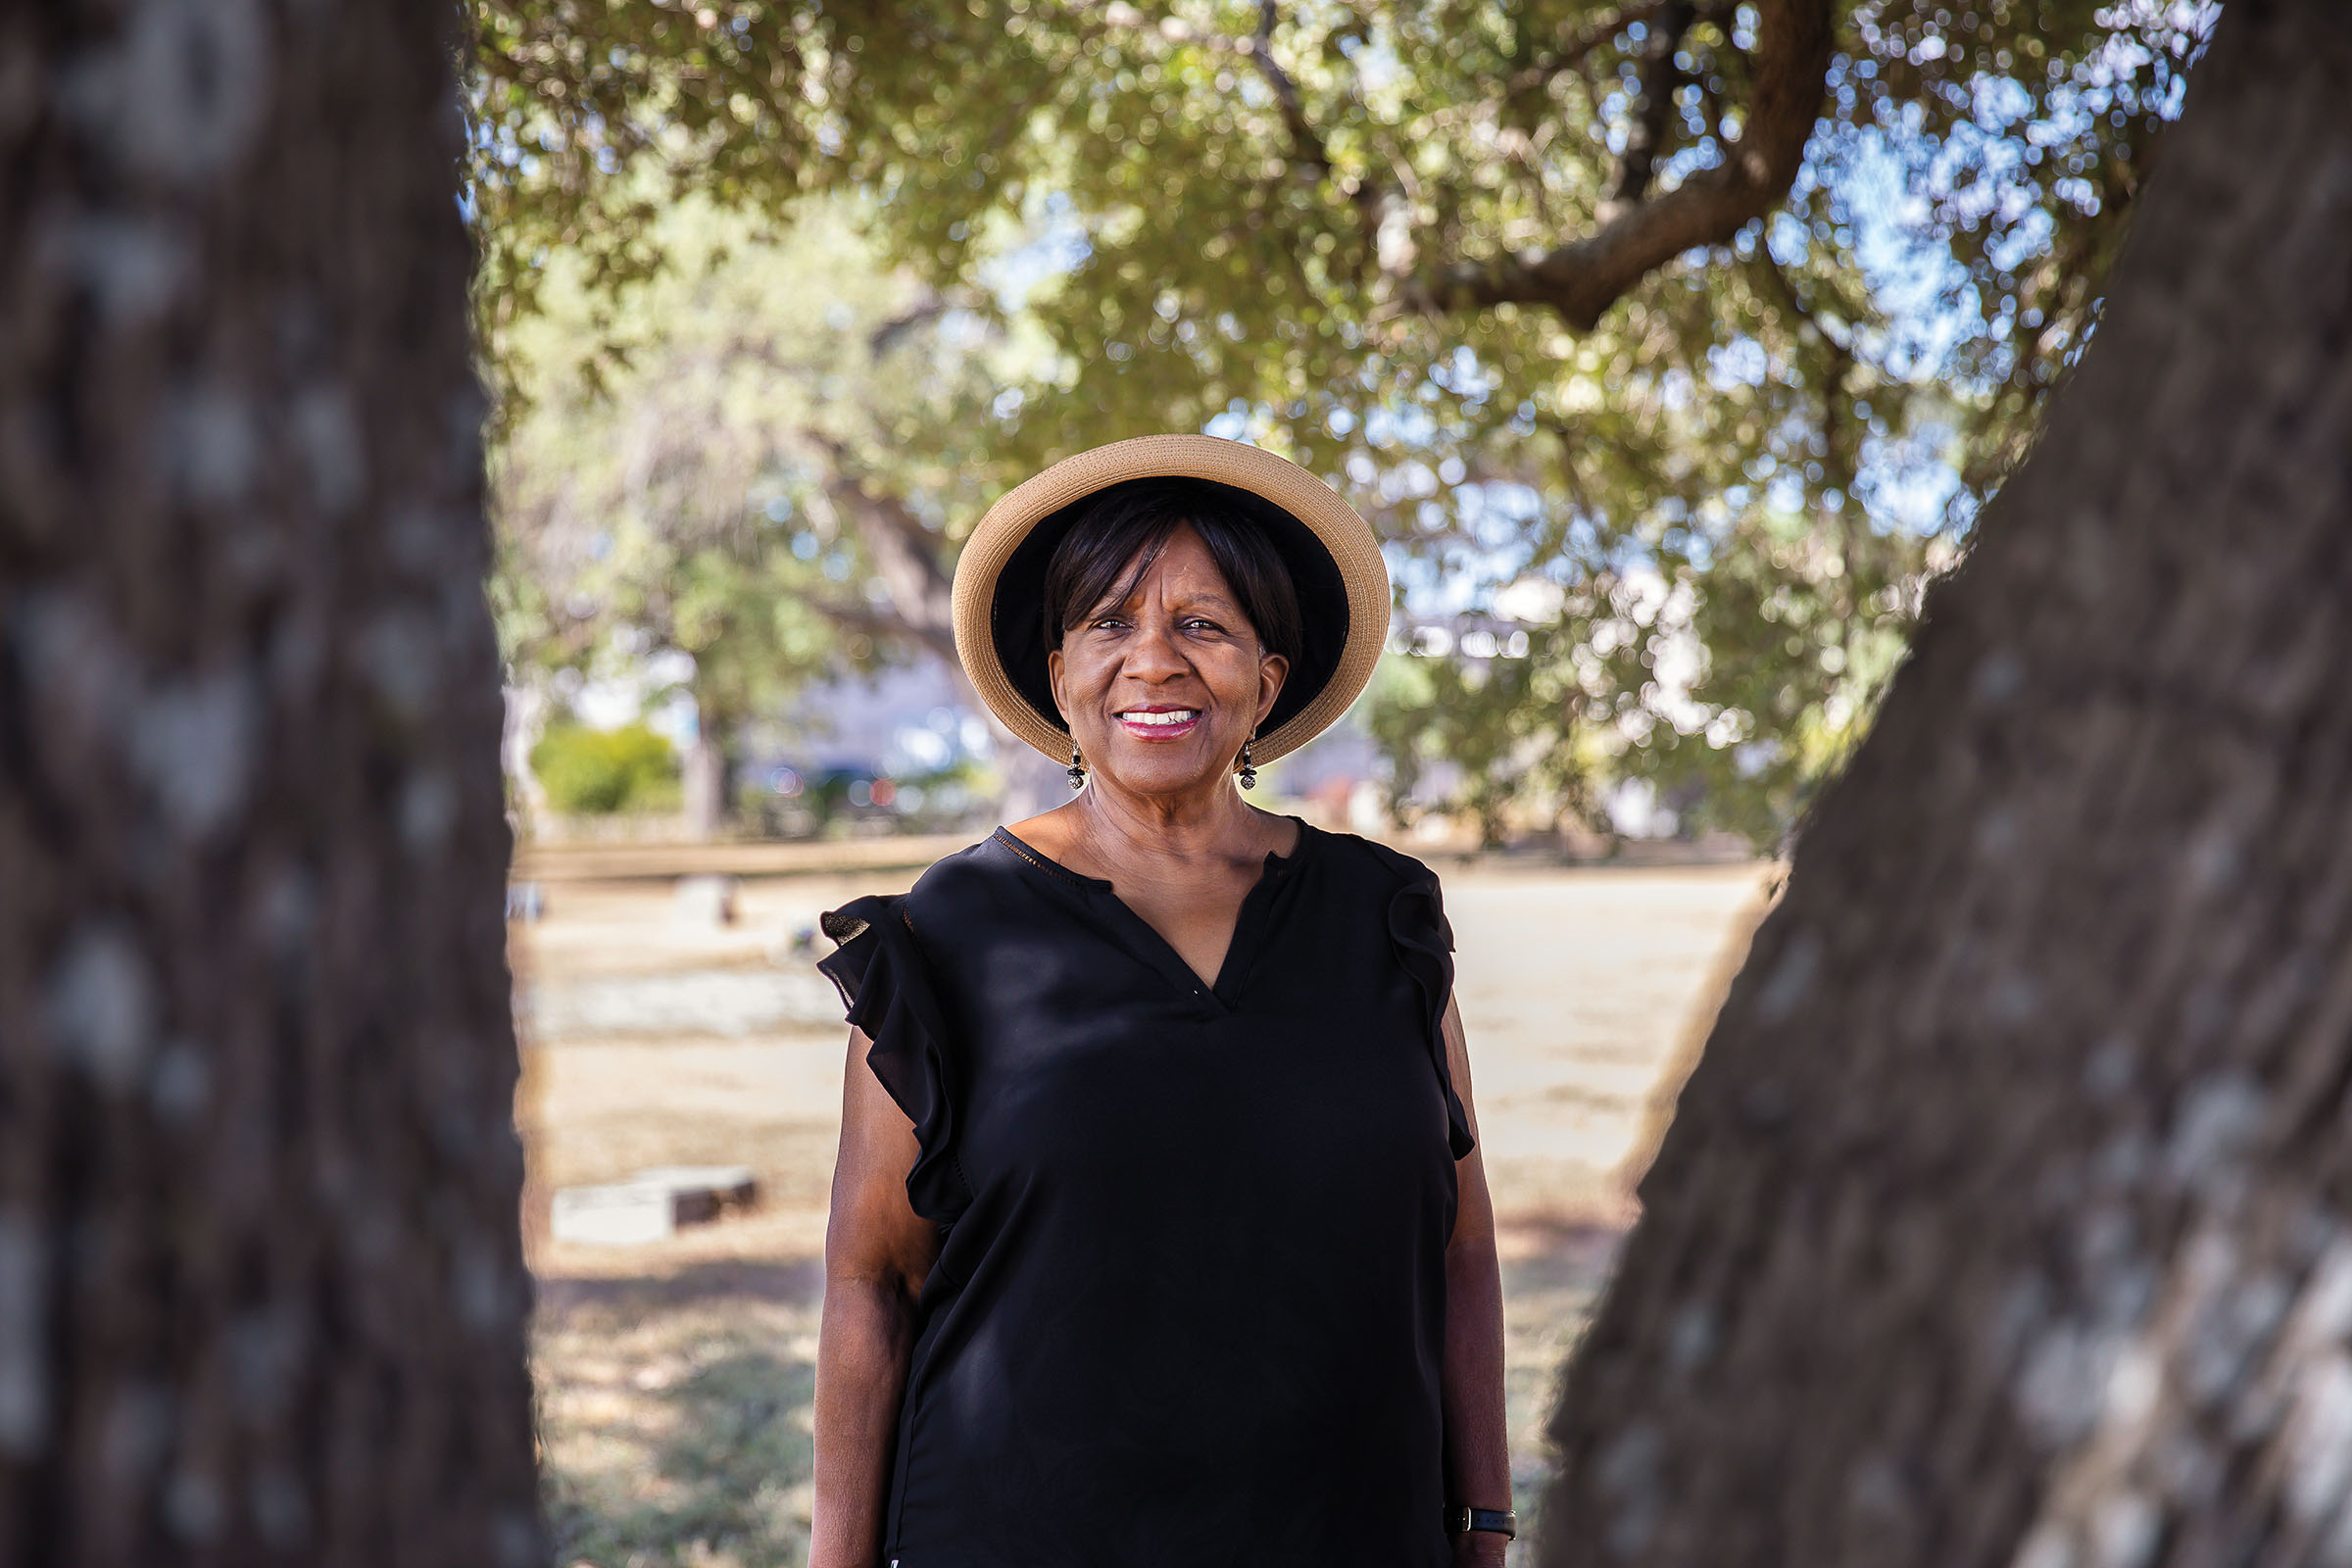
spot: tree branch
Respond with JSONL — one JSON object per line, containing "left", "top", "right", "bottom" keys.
{"left": 1612, "top": 0, "right": 1697, "bottom": 204}
{"left": 1248, "top": 0, "right": 1335, "bottom": 182}
{"left": 809, "top": 440, "right": 957, "bottom": 657}
{"left": 865, "top": 285, "right": 992, "bottom": 358}
{"left": 1096, "top": 1, "right": 1411, "bottom": 274}
{"left": 1748, "top": 248, "right": 1854, "bottom": 356}
{"left": 1412, "top": 0, "right": 1835, "bottom": 332}
{"left": 1505, "top": 1, "right": 1671, "bottom": 105}
{"left": 807, "top": 595, "right": 960, "bottom": 668}
{"left": 1097, "top": 1, "right": 1332, "bottom": 176}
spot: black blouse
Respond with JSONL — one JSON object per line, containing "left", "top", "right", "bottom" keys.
{"left": 818, "top": 818, "right": 1472, "bottom": 1568}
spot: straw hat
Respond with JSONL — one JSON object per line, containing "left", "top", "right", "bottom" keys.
{"left": 951, "top": 434, "right": 1391, "bottom": 766}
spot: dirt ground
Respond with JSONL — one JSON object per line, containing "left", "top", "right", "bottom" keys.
{"left": 517, "top": 846, "right": 1774, "bottom": 1566}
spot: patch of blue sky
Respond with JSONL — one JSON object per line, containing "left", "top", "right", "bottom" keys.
{"left": 1809, "top": 129, "right": 1972, "bottom": 381}
{"left": 1362, "top": 404, "right": 1441, "bottom": 451}
{"left": 1384, "top": 476, "right": 1589, "bottom": 620}
{"left": 980, "top": 190, "right": 1092, "bottom": 314}
{"left": 1856, "top": 438, "right": 1965, "bottom": 539}
{"left": 1428, "top": 345, "right": 1497, "bottom": 404}
{"left": 1331, "top": 25, "right": 1400, "bottom": 99}
{"left": 1707, "top": 336, "right": 1772, "bottom": 390}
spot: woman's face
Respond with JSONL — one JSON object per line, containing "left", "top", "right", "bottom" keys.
{"left": 1047, "top": 524, "right": 1289, "bottom": 802}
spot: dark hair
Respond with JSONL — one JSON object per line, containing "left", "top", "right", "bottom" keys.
{"left": 1041, "top": 478, "right": 1303, "bottom": 669}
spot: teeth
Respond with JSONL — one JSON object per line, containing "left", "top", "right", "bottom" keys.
{"left": 1122, "top": 710, "right": 1198, "bottom": 726}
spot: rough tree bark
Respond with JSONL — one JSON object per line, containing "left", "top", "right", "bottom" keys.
{"left": 0, "top": 2, "right": 538, "bottom": 1564}
{"left": 1535, "top": 2, "right": 2352, "bottom": 1563}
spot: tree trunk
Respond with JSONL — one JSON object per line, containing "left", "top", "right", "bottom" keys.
{"left": 682, "top": 733, "right": 729, "bottom": 841}
{"left": 1534, "top": 4, "right": 2352, "bottom": 1563}
{"left": 0, "top": 2, "right": 538, "bottom": 1564}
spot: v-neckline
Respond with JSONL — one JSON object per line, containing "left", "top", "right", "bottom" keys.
{"left": 989, "top": 821, "right": 1310, "bottom": 1006}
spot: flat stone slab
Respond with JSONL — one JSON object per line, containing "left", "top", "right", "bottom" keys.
{"left": 550, "top": 1164, "right": 762, "bottom": 1247}
{"left": 629, "top": 1164, "right": 759, "bottom": 1206}
{"left": 673, "top": 874, "right": 742, "bottom": 926}
{"left": 523, "top": 968, "right": 844, "bottom": 1039}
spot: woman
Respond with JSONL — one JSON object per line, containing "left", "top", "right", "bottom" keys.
{"left": 811, "top": 436, "right": 1512, "bottom": 1568}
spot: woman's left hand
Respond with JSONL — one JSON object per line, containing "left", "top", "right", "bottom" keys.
{"left": 1452, "top": 1531, "right": 1512, "bottom": 1568}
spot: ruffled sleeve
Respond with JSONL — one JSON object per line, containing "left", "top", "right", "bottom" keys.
{"left": 817, "top": 894, "right": 969, "bottom": 1223}
{"left": 1388, "top": 867, "right": 1477, "bottom": 1161}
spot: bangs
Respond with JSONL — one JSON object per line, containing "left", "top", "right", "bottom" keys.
{"left": 1042, "top": 479, "right": 1303, "bottom": 669}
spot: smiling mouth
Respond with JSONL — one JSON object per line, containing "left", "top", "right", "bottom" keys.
{"left": 1116, "top": 708, "right": 1201, "bottom": 739}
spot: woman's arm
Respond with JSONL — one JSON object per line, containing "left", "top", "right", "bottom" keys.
{"left": 810, "top": 1027, "right": 941, "bottom": 1568}
{"left": 1441, "top": 994, "right": 1513, "bottom": 1567}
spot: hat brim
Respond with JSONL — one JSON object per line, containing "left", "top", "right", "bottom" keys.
{"left": 951, "top": 435, "right": 1391, "bottom": 767}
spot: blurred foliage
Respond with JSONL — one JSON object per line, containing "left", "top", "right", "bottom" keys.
{"left": 1369, "top": 635, "right": 1571, "bottom": 849}
{"left": 469, "top": 0, "right": 2212, "bottom": 841}
{"left": 531, "top": 721, "right": 683, "bottom": 813}
{"left": 489, "top": 198, "right": 1024, "bottom": 787}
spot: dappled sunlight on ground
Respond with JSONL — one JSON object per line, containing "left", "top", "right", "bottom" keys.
{"left": 538, "top": 1268, "right": 822, "bottom": 1567}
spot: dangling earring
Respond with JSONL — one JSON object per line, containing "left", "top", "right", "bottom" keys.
{"left": 1067, "top": 746, "right": 1087, "bottom": 791}
{"left": 1237, "top": 737, "right": 1257, "bottom": 791}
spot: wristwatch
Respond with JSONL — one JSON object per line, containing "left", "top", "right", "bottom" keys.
{"left": 1446, "top": 1504, "right": 1518, "bottom": 1538}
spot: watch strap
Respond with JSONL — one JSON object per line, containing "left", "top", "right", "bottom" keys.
{"left": 1446, "top": 1504, "right": 1518, "bottom": 1538}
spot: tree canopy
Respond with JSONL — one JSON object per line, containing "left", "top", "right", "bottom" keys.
{"left": 491, "top": 198, "right": 1027, "bottom": 805}
{"left": 470, "top": 0, "right": 2211, "bottom": 838}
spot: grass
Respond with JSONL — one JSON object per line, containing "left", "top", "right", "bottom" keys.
{"left": 538, "top": 1273, "right": 821, "bottom": 1568}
